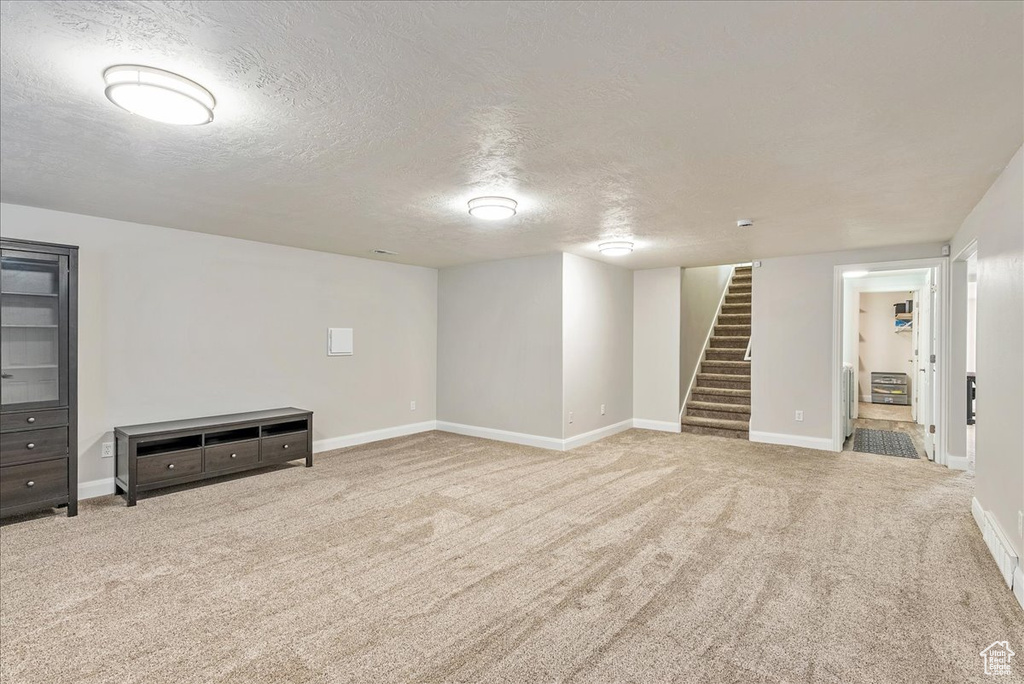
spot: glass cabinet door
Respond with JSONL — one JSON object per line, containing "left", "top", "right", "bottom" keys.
{"left": 1, "top": 249, "right": 68, "bottom": 409}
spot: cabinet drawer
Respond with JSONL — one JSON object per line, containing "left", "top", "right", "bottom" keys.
{"left": 136, "top": 448, "right": 203, "bottom": 485}
{"left": 0, "top": 409, "right": 68, "bottom": 433}
{"left": 261, "top": 432, "right": 309, "bottom": 464}
{"left": 205, "top": 439, "right": 259, "bottom": 472}
{"left": 0, "top": 426, "right": 68, "bottom": 466}
{"left": 0, "top": 459, "right": 68, "bottom": 510}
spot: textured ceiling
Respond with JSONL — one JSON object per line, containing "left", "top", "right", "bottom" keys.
{"left": 1, "top": 1, "right": 1021, "bottom": 269}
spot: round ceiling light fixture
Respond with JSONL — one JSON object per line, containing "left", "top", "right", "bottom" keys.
{"left": 467, "top": 196, "right": 517, "bottom": 220}
{"left": 103, "top": 65, "right": 215, "bottom": 125}
{"left": 599, "top": 241, "right": 634, "bottom": 257}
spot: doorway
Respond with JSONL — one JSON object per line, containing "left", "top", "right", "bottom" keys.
{"left": 832, "top": 258, "right": 948, "bottom": 461}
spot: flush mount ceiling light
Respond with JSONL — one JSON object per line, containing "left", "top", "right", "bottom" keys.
{"left": 737, "top": 219, "right": 754, "bottom": 228}
{"left": 599, "top": 241, "right": 634, "bottom": 257}
{"left": 103, "top": 65, "right": 215, "bottom": 125}
{"left": 467, "top": 196, "right": 517, "bottom": 220}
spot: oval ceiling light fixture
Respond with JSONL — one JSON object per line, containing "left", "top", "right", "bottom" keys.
{"left": 599, "top": 241, "right": 634, "bottom": 257}
{"left": 103, "top": 65, "right": 215, "bottom": 125}
{"left": 467, "top": 196, "right": 517, "bottom": 221}
{"left": 737, "top": 219, "right": 754, "bottom": 228}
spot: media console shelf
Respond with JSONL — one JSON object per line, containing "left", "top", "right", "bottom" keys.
{"left": 114, "top": 407, "right": 313, "bottom": 506}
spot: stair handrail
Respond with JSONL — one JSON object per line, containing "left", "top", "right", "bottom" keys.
{"left": 679, "top": 264, "right": 740, "bottom": 422}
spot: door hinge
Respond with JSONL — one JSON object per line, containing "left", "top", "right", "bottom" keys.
{"left": 929, "top": 425, "right": 936, "bottom": 434}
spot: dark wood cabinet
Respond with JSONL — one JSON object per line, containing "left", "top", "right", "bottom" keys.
{"left": 114, "top": 408, "right": 313, "bottom": 506}
{"left": 0, "top": 238, "right": 78, "bottom": 518}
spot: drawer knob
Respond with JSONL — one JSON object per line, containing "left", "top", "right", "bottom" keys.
{"left": 283, "top": 444, "right": 289, "bottom": 449}
{"left": 27, "top": 417, "right": 36, "bottom": 424}
{"left": 26, "top": 480, "right": 35, "bottom": 487}
{"left": 26, "top": 443, "right": 35, "bottom": 450}
{"left": 167, "top": 463, "right": 175, "bottom": 470}
{"left": 230, "top": 453, "right": 237, "bottom": 459}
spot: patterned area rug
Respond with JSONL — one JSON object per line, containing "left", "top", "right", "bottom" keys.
{"left": 853, "top": 428, "right": 920, "bottom": 458}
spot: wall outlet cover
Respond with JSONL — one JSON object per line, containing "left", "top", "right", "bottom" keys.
{"left": 569, "top": 411, "right": 574, "bottom": 424}
{"left": 410, "top": 400, "right": 416, "bottom": 411}
{"left": 600, "top": 404, "right": 606, "bottom": 415}
{"left": 101, "top": 442, "right": 113, "bottom": 458}
{"left": 795, "top": 410, "right": 804, "bottom": 422}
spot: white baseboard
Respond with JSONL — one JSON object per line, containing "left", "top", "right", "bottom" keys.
{"left": 79, "top": 477, "right": 116, "bottom": 500}
{"left": 749, "top": 430, "right": 835, "bottom": 452}
{"left": 946, "top": 455, "right": 969, "bottom": 471}
{"left": 564, "top": 420, "right": 633, "bottom": 450}
{"left": 314, "top": 420, "right": 437, "bottom": 453}
{"left": 632, "top": 419, "right": 682, "bottom": 433}
{"left": 972, "top": 497, "right": 1021, "bottom": 600}
{"left": 435, "top": 421, "right": 564, "bottom": 451}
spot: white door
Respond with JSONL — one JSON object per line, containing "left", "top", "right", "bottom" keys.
{"left": 918, "top": 273, "right": 934, "bottom": 459}
{"left": 911, "top": 290, "right": 920, "bottom": 423}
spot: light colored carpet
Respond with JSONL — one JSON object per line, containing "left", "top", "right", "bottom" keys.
{"left": 858, "top": 401, "right": 914, "bottom": 422}
{"left": 1, "top": 429, "right": 1021, "bottom": 683}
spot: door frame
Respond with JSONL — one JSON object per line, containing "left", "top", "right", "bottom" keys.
{"left": 831, "top": 257, "right": 950, "bottom": 462}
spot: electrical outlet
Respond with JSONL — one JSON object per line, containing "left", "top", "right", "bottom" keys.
{"left": 795, "top": 410, "right": 804, "bottom": 422}
{"left": 101, "top": 442, "right": 114, "bottom": 458}
{"left": 600, "top": 404, "right": 606, "bottom": 415}
{"left": 569, "top": 411, "right": 574, "bottom": 424}
{"left": 410, "top": 400, "right": 416, "bottom": 411}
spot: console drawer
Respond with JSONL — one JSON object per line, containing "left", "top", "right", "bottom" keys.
{"left": 261, "top": 432, "right": 309, "bottom": 463}
{"left": 205, "top": 439, "right": 260, "bottom": 472}
{"left": 136, "top": 448, "right": 203, "bottom": 484}
{"left": 0, "top": 426, "right": 68, "bottom": 466}
{"left": 0, "top": 459, "right": 68, "bottom": 510}
{"left": 1, "top": 409, "right": 68, "bottom": 433}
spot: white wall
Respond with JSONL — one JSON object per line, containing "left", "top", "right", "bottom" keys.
{"left": 633, "top": 268, "right": 681, "bottom": 427}
{"left": 1, "top": 203, "right": 438, "bottom": 485}
{"left": 680, "top": 265, "right": 733, "bottom": 402}
{"left": 858, "top": 292, "right": 915, "bottom": 400}
{"left": 437, "top": 254, "right": 563, "bottom": 439}
{"left": 750, "top": 243, "right": 946, "bottom": 448}
{"left": 966, "top": 280, "right": 977, "bottom": 373}
{"left": 948, "top": 145, "right": 1023, "bottom": 560}
{"left": 562, "top": 254, "right": 633, "bottom": 438}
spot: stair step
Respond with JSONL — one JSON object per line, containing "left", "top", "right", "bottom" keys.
{"left": 725, "top": 293, "right": 752, "bottom": 304}
{"left": 731, "top": 276, "right": 752, "bottom": 285}
{"left": 687, "top": 401, "right": 751, "bottom": 421}
{"left": 709, "top": 336, "right": 749, "bottom": 349}
{"left": 721, "top": 303, "right": 751, "bottom": 314}
{"left": 691, "top": 387, "right": 751, "bottom": 405}
{"left": 705, "top": 348, "right": 747, "bottom": 361}
{"left": 734, "top": 265, "right": 753, "bottom": 273}
{"left": 680, "top": 416, "right": 749, "bottom": 439}
{"left": 714, "top": 324, "right": 752, "bottom": 336}
{"left": 717, "top": 313, "right": 751, "bottom": 325}
{"left": 729, "top": 284, "right": 752, "bottom": 294}
{"left": 696, "top": 373, "right": 751, "bottom": 389}
{"left": 702, "top": 360, "right": 751, "bottom": 376}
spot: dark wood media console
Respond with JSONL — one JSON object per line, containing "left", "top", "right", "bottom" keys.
{"left": 114, "top": 407, "right": 313, "bottom": 506}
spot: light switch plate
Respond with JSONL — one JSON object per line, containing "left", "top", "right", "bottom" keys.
{"left": 328, "top": 328, "right": 353, "bottom": 356}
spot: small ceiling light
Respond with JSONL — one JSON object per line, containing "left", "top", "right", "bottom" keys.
{"left": 844, "top": 270, "right": 870, "bottom": 278}
{"left": 104, "top": 65, "right": 215, "bottom": 125}
{"left": 468, "top": 196, "right": 517, "bottom": 220}
{"left": 599, "top": 241, "right": 634, "bottom": 257}
{"left": 370, "top": 248, "right": 398, "bottom": 256}
{"left": 737, "top": 219, "right": 754, "bottom": 228}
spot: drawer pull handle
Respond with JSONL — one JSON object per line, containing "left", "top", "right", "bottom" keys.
{"left": 26, "top": 480, "right": 35, "bottom": 487}
{"left": 27, "top": 417, "right": 36, "bottom": 424}
{"left": 167, "top": 463, "right": 175, "bottom": 470}
{"left": 283, "top": 444, "right": 289, "bottom": 449}
{"left": 230, "top": 453, "right": 237, "bottom": 459}
{"left": 26, "top": 443, "right": 35, "bottom": 450}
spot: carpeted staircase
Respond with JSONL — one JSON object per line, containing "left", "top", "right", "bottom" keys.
{"left": 681, "top": 265, "right": 751, "bottom": 439}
